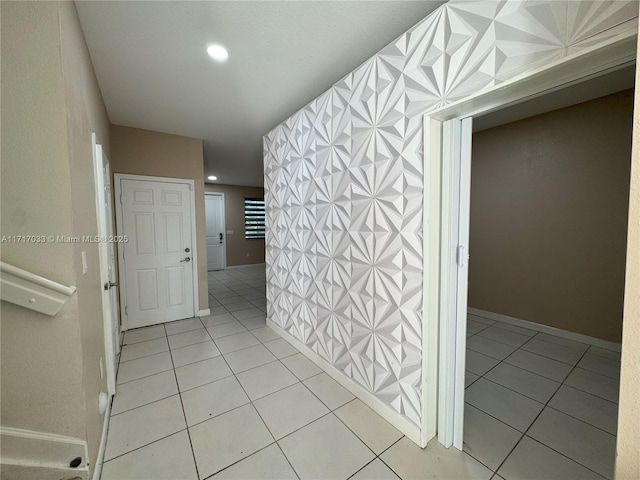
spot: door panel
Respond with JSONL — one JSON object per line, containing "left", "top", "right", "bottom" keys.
{"left": 206, "top": 194, "right": 225, "bottom": 271}
{"left": 121, "top": 179, "right": 195, "bottom": 328}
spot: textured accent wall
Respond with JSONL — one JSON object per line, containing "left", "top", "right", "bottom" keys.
{"left": 263, "top": 0, "right": 638, "bottom": 428}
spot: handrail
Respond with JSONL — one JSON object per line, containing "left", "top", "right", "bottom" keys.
{"left": 0, "top": 261, "right": 77, "bottom": 316}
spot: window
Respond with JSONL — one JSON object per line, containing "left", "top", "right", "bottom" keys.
{"left": 244, "top": 198, "right": 265, "bottom": 239}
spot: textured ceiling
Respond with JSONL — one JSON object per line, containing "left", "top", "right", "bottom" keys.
{"left": 76, "top": 1, "right": 445, "bottom": 186}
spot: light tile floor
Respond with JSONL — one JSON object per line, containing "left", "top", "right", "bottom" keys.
{"left": 102, "top": 265, "right": 621, "bottom": 480}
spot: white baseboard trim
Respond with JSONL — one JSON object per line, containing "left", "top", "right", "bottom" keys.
{"left": 222, "top": 262, "right": 266, "bottom": 270}
{"left": 468, "top": 308, "right": 622, "bottom": 352}
{"left": 267, "top": 319, "right": 422, "bottom": 446}
{"left": 197, "top": 308, "right": 211, "bottom": 317}
{"left": 0, "top": 426, "right": 89, "bottom": 479}
{"left": 91, "top": 394, "right": 113, "bottom": 480}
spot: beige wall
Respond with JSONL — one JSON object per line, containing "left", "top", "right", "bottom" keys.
{"left": 468, "top": 90, "right": 633, "bottom": 342}
{"left": 110, "top": 126, "right": 208, "bottom": 310}
{"left": 1, "top": 2, "right": 110, "bottom": 475}
{"left": 59, "top": 1, "right": 111, "bottom": 469}
{"left": 204, "top": 184, "right": 265, "bottom": 266}
{"left": 615, "top": 30, "right": 640, "bottom": 479}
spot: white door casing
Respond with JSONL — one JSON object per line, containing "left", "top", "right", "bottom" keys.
{"left": 115, "top": 175, "right": 196, "bottom": 329}
{"left": 205, "top": 193, "right": 226, "bottom": 271}
{"left": 92, "top": 134, "right": 119, "bottom": 395}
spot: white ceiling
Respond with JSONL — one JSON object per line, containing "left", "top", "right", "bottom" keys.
{"left": 76, "top": 1, "right": 445, "bottom": 187}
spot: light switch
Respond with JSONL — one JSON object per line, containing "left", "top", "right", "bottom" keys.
{"left": 81, "top": 251, "right": 88, "bottom": 275}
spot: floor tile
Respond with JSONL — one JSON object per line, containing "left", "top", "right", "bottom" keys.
{"left": 164, "top": 317, "right": 204, "bottom": 336}
{"left": 171, "top": 340, "right": 220, "bottom": 368}
{"left": 224, "top": 344, "right": 277, "bottom": 373}
{"left": 520, "top": 338, "right": 584, "bottom": 365}
{"left": 489, "top": 322, "right": 537, "bottom": 337}
{"left": 101, "top": 431, "right": 197, "bottom": 480}
{"left": 217, "top": 295, "right": 243, "bottom": 305}
{"left": 465, "top": 371, "right": 480, "bottom": 388}
{"left": 533, "top": 332, "right": 590, "bottom": 352}
{"left": 189, "top": 404, "right": 274, "bottom": 479}
{"left": 123, "top": 325, "right": 166, "bottom": 345}
{"left": 477, "top": 326, "right": 531, "bottom": 348}
{"left": 465, "top": 379, "right": 544, "bottom": 432}
{"left": 498, "top": 436, "right": 603, "bottom": 480}
{"left": 111, "top": 370, "right": 178, "bottom": 415}
{"left": 263, "top": 338, "right": 298, "bottom": 359}
{"left": 254, "top": 383, "right": 329, "bottom": 439}
{"left": 281, "top": 353, "right": 322, "bottom": 380}
{"left": 467, "top": 336, "right": 517, "bottom": 360}
{"left": 240, "top": 316, "right": 267, "bottom": 330}
{"left": 334, "top": 399, "right": 403, "bottom": 454}
{"left": 467, "top": 314, "right": 495, "bottom": 326}
{"left": 231, "top": 307, "right": 265, "bottom": 321}
{"left": 278, "top": 414, "right": 374, "bottom": 480}
{"left": 104, "top": 395, "right": 186, "bottom": 461}
{"left": 587, "top": 346, "right": 621, "bottom": 361}
{"left": 504, "top": 349, "right": 573, "bottom": 382}
{"left": 226, "top": 301, "right": 257, "bottom": 312}
{"left": 201, "top": 312, "right": 237, "bottom": 327}
{"left": 484, "top": 362, "right": 560, "bottom": 403}
{"left": 205, "top": 305, "right": 229, "bottom": 316}
{"left": 463, "top": 404, "right": 522, "bottom": 471}
{"left": 210, "top": 444, "right": 297, "bottom": 480}
{"left": 236, "top": 361, "right": 299, "bottom": 400}
{"left": 117, "top": 351, "right": 174, "bottom": 384}
{"left": 577, "top": 353, "right": 621, "bottom": 379}
{"left": 467, "top": 320, "right": 490, "bottom": 336}
{"left": 251, "top": 326, "right": 281, "bottom": 343}
{"left": 214, "top": 331, "right": 261, "bottom": 354}
{"left": 120, "top": 336, "right": 169, "bottom": 362}
{"left": 564, "top": 368, "right": 620, "bottom": 403}
{"left": 207, "top": 321, "right": 248, "bottom": 339}
{"left": 382, "top": 436, "right": 493, "bottom": 480}
{"left": 175, "top": 356, "right": 233, "bottom": 392}
{"left": 181, "top": 376, "right": 249, "bottom": 427}
{"left": 303, "top": 372, "right": 355, "bottom": 410}
{"left": 351, "top": 459, "right": 400, "bottom": 480}
{"left": 548, "top": 385, "right": 618, "bottom": 434}
{"left": 465, "top": 349, "right": 500, "bottom": 376}
{"left": 167, "top": 328, "right": 212, "bottom": 350}
{"left": 528, "top": 407, "right": 616, "bottom": 479}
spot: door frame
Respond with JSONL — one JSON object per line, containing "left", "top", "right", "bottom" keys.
{"left": 420, "top": 32, "right": 637, "bottom": 449}
{"left": 92, "top": 133, "right": 118, "bottom": 394}
{"left": 205, "top": 192, "right": 227, "bottom": 271}
{"left": 114, "top": 173, "right": 200, "bottom": 332}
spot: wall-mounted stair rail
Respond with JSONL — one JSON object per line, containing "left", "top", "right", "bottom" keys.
{"left": 0, "top": 262, "right": 77, "bottom": 316}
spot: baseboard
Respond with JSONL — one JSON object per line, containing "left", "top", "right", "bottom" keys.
{"left": 267, "top": 319, "right": 422, "bottom": 446}
{"left": 197, "top": 308, "right": 211, "bottom": 317}
{"left": 91, "top": 395, "right": 113, "bottom": 480}
{"left": 468, "top": 308, "right": 622, "bottom": 352}
{"left": 0, "top": 426, "right": 89, "bottom": 479}
{"left": 223, "top": 263, "right": 266, "bottom": 270}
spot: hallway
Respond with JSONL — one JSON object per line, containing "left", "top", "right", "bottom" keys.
{"left": 101, "top": 265, "right": 620, "bottom": 480}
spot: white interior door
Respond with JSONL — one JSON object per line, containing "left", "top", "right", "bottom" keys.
{"left": 93, "top": 136, "right": 119, "bottom": 395}
{"left": 119, "top": 178, "right": 195, "bottom": 328}
{"left": 205, "top": 193, "right": 225, "bottom": 271}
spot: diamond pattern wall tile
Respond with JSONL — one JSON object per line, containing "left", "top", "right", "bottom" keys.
{"left": 263, "top": 0, "right": 638, "bottom": 429}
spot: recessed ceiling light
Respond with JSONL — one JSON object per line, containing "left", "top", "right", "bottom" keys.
{"left": 206, "top": 45, "right": 229, "bottom": 62}
{"left": 208, "top": 175, "right": 218, "bottom": 181}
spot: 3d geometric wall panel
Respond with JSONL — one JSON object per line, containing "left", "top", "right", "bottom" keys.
{"left": 264, "top": 0, "right": 637, "bottom": 428}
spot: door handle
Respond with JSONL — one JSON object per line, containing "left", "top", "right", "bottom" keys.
{"left": 219, "top": 232, "right": 223, "bottom": 244}
{"left": 180, "top": 257, "right": 191, "bottom": 263}
{"left": 104, "top": 281, "right": 118, "bottom": 291}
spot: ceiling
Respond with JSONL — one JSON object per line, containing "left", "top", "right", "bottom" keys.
{"left": 76, "top": 1, "right": 445, "bottom": 187}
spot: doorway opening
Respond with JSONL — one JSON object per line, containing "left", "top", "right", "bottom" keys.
{"left": 422, "top": 32, "right": 636, "bottom": 478}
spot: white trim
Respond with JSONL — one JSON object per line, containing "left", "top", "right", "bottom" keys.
{"left": 267, "top": 319, "right": 422, "bottom": 445}
{"left": 114, "top": 173, "right": 200, "bottom": 331}
{"left": 424, "top": 30, "right": 636, "bottom": 451}
{"left": 90, "top": 394, "right": 112, "bottom": 480}
{"left": 223, "top": 262, "right": 266, "bottom": 270}
{"left": 468, "top": 308, "right": 622, "bottom": 352}
{"left": 197, "top": 308, "right": 211, "bottom": 317}
{"left": 205, "top": 192, "right": 227, "bottom": 271}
